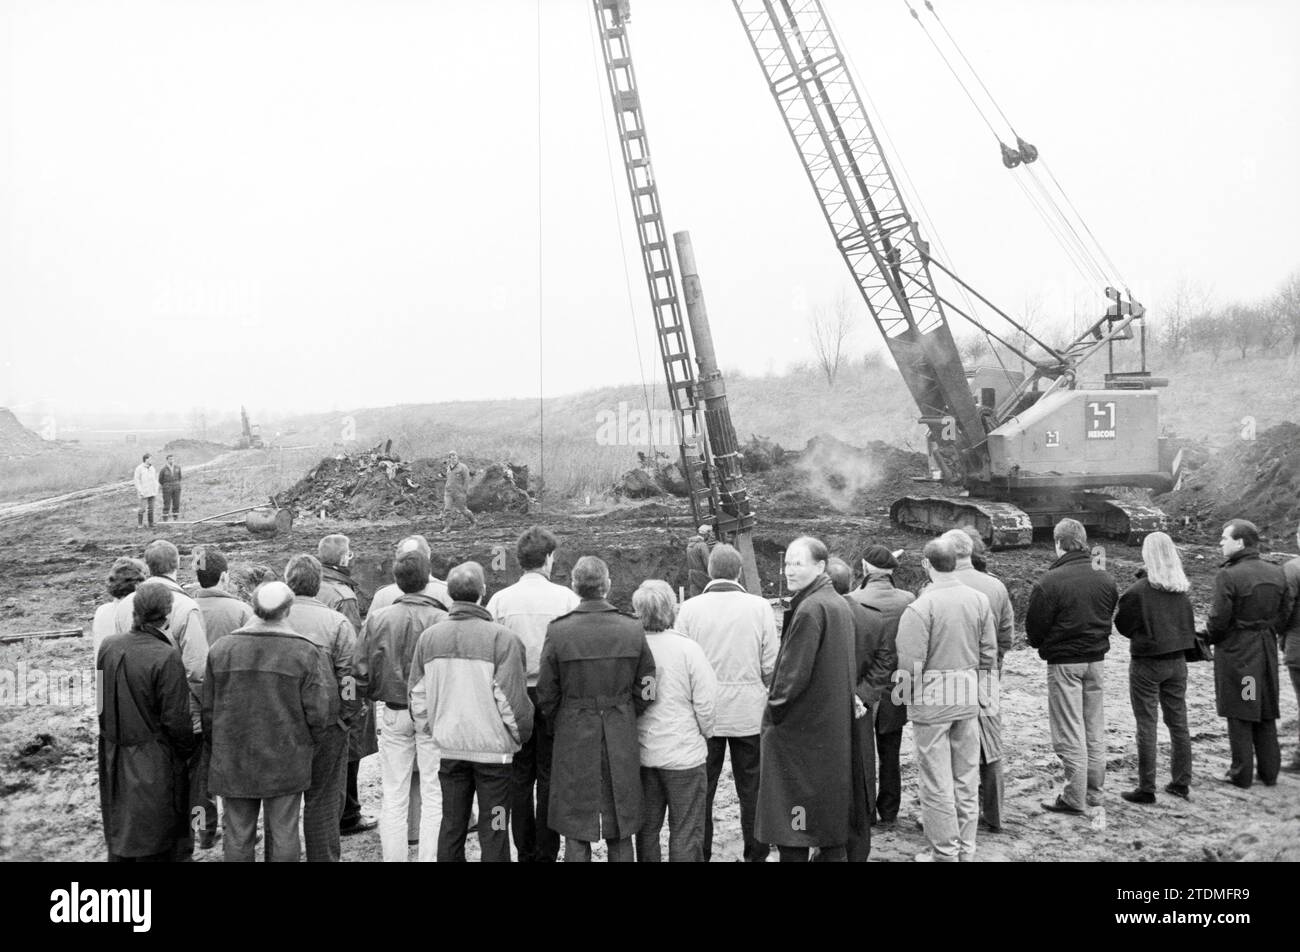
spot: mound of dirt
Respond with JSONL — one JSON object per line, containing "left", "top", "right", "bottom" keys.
{"left": 0, "top": 408, "right": 50, "bottom": 459}
{"left": 1159, "top": 422, "right": 1300, "bottom": 541}
{"left": 613, "top": 451, "right": 690, "bottom": 499}
{"left": 739, "top": 435, "right": 786, "bottom": 473}
{"left": 281, "top": 441, "right": 531, "bottom": 520}
{"left": 163, "top": 438, "right": 230, "bottom": 455}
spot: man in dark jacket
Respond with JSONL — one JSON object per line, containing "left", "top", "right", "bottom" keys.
{"left": 1208, "top": 519, "right": 1292, "bottom": 788}
{"left": 318, "top": 532, "right": 378, "bottom": 836}
{"left": 286, "top": 553, "right": 361, "bottom": 862}
{"left": 685, "top": 525, "right": 715, "bottom": 599}
{"left": 97, "top": 582, "right": 197, "bottom": 862}
{"left": 158, "top": 453, "right": 183, "bottom": 522}
{"left": 756, "top": 536, "right": 862, "bottom": 862}
{"left": 1025, "top": 518, "right": 1118, "bottom": 815}
{"left": 1282, "top": 522, "right": 1300, "bottom": 773}
{"left": 203, "top": 581, "right": 336, "bottom": 862}
{"left": 849, "top": 544, "right": 914, "bottom": 824}
{"left": 537, "top": 556, "right": 655, "bottom": 862}
{"left": 354, "top": 549, "right": 449, "bottom": 862}
{"left": 828, "top": 558, "right": 888, "bottom": 862}
{"left": 191, "top": 545, "right": 250, "bottom": 849}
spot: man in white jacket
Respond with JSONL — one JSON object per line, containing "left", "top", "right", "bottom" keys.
{"left": 132, "top": 453, "right": 160, "bottom": 527}
{"left": 486, "top": 526, "right": 580, "bottom": 863}
{"left": 674, "top": 543, "right": 778, "bottom": 862}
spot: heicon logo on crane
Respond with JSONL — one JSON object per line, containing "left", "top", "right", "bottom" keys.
{"left": 1086, "top": 401, "right": 1117, "bottom": 440}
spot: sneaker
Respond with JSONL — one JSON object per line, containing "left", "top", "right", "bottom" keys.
{"left": 340, "top": 815, "right": 378, "bottom": 836}
{"left": 1041, "top": 796, "right": 1085, "bottom": 815}
{"left": 913, "top": 851, "right": 935, "bottom": 863}
{"left": 1163, "top": 783, "right": 1190, "bottom": 800}
{"left": 978, "top": 819, "right": 1002, "bottom": 833}
{"left": 1120, "top": 789, "right": 1156, "bottom": 805}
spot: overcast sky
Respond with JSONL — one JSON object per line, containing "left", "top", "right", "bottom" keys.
{"left": 2, "top": 0, "right": 1297, "bottom": 424}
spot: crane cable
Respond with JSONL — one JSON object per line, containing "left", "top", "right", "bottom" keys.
{"left": 907, "top": 0, "right": 1127, "bottom": 292}
{"left": 823, "top": 3, "right": 1030, "bottom": 391}
{"left": 585, "top": 1, "right": 659, "bottom": 453}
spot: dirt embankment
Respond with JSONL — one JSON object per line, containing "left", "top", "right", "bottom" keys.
{"left": 0, "top": 408, "right": 51, "bottom": 459}
{"left": 1159, "top": 422, "right": 1300, "bottom": 543}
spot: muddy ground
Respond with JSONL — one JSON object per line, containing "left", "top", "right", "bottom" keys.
{"left": 1, "top": 447, "right": 1298, "bottom": 861}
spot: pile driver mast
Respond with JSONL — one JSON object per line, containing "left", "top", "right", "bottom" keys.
{"left": 593, "top": 0, "right": 760, "bottom": 586}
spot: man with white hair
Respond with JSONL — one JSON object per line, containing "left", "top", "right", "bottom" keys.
{"left": 896, "top": 537, "right": 997, "bottom": 862}
{"left": 1284, "top": 522, "right": 1300, "bottom": 773}
{"left": 369, "top": 535, "right": 450, "bottom": 613}
{"left": 941, "top": 528, "right": 1013, "bottom": 833}
{"left": 203, "top": 581, "right": 336, "bottom": 862}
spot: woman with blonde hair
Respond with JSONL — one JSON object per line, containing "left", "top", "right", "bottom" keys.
{"left": 1113, "top": 531, "right": 1196, "bottom": 804}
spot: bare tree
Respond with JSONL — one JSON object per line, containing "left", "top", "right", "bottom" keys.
{"left": 1221, "top": 303, "right": 1270, "bottom": 359}
{"left": 1160, "top": 277, "right": 1214, "bottom": 358}
{"left": 1274, "top": 268, "right": 1300, "bottom": 354}
{"left": 1189, "top": 309, "right": 1225, "bottom": 363}
{"left": 957, "top": 332, "right": 990, "bottom": 365}
{"left": 809, "top": 290, "right": 857, "bottom": 387}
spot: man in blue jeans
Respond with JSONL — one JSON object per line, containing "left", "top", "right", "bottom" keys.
{"left": 1026, "top": 519, "right": 1118, "bottom": 815}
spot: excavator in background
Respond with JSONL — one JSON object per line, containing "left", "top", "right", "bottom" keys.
{"left": 731, "top": 0, "right": 1179, "bottom": 547}
{"left": 236, "top": 405, "right": 264, "bottom": 450}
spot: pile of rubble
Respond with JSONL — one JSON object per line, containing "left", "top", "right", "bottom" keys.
{"left": 1160, "top": 421, "right": 1300, "bottom": 543}
{"left": 281, "top": 440, "right": 531, "bottom": 520}
{"left": 614, "top": 450, "right": 691, "bottom": 499}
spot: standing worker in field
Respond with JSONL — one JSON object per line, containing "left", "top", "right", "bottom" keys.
{"left": 1208, "top": 519, "right": 1292, "bottom": 788}
{"left": 441, "top": 451, "right": 477, "bottom": 531}
{"left": 685, "top": 525, "right": 716, "bottom": 599}
{"left": 133, "top": 453, "right": 160, "bottom": 528}
{"left": 159, "top": 453, "right": 183, "bottom": 522}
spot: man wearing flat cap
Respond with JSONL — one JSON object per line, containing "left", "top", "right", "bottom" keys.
{"left": 848, "top": 544, "right": 914, "bottom": 824}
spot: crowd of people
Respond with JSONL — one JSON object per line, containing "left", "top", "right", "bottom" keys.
{"left": 92, "top": 515, "right": 1300, "bottom": 862}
